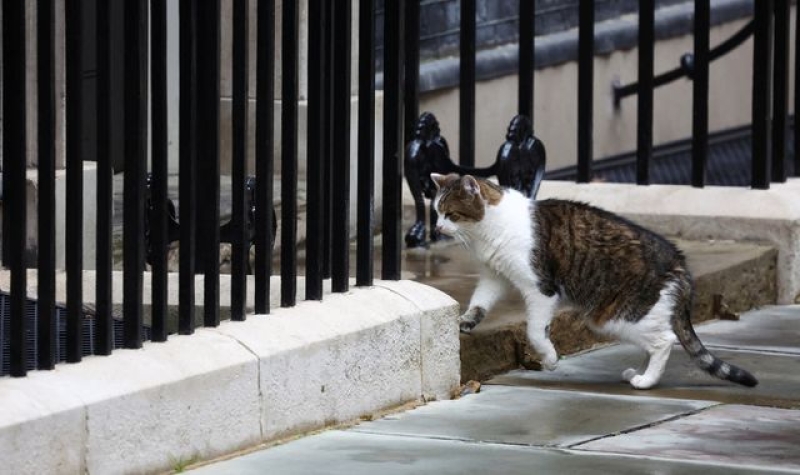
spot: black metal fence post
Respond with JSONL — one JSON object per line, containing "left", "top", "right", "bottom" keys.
{"left": 636, "top": 0, "right": 655, "bottom": 185}
{"left": 95, "top": 0, "right": 114, "bottom": 354}
{"left": 151, "top": 0, "right": 169, "bottom": 340}
{"left": 795, "top": 0, "right": 800, "bottom": 177}
{"left": 518, "top": 0, "right": 535, "bottom": 121}
{"left": 691, "top": 0, "right": 710, "bottom": 188}
{"left": 197, "top": 0, "right": 222, "bottom": 325}
{"left": 331, "top": 0, "right": 352, "bottom": 293}
{"left": 577, "top": 1, "right": 594, "bottom": 183}
{"left": 37, "top": 0, "right": 58, "bottom": 369}
{"left": 404, "top": 0, "right": 420, "bottom": 143}
{"left": 123, "top": 0, "right": 148, "bottom": 348}
{"left": 179, "top": 0, "right": 198, "bottom": 331}
{"left": 306, "top": 0, "right": 326, "bottom": 299}
{"left": 281, "top": 0, "right": 299, "bottom": 307}
{"left": 255, "top": 0, "right": 275, "bottom": 314}
{"left": 357, "top": 0, "right": 376, "bottom": 288}
{"left": 3, "top": 0, "right": 28, "bottom": 376}
{"left": 771, "top": 0, "right": 789, "bottom": 183}
{"left": 751, "top": 0, "right": 774, "bottom": 189}
{"left": 231, "top": 0, "right": 249, "bottom": 320}
{"left": 65, "top": 0, "right": 84, "bottom": 361}
{"left": 459, "top": 0, "right": 476, "bottom": 167}
{"left": 382, "top": 0, "right": 405, "bottom": 280}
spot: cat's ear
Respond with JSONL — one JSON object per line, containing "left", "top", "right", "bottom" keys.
{"left": 462, "top": 175, "right": 481, "bottom": 197}
{"left": 430, "top": 173, "right": 445, "bottom": 190}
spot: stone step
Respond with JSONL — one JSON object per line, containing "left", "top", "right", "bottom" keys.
{"left": 407, "top": 239, "right": 778, "bottom": 383}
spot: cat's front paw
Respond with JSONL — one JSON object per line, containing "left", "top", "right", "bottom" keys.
{"left": 458, "top": 307, "right": 486, "bottom": 334}
{"left": 541, "top": 352, "right": 559, "bottom": 371}
{"left": 621, "top": 368, "right": 638, "bottom": 382}
{"left": 459, "top": 317, "right": 477, "bottom": 334}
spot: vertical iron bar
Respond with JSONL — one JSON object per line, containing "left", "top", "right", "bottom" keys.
{"left": 382, "top": 0, "right": 405, "bottom": 280}
{"left": 306, "top": 0, "right": 326, "bottom": 299}
{"left": 751, "top": 0, "right": 773, "bottom": 189}
{"left": 231, "top": 0, "right": 249, "bottom": 320}
{"left": 771, "top": 0, "right": 789, "bottom": 183}
{"left": 331, "top": 0, "right": 352, "bottom": 293}
{"left": 38, "top": 0, "right": 58, "bottom": 368}
{"left": 65, "top": 0, "right": 84, "bottom": 361}
{"left": 281, "top": 0, "right": 299, "bottom": 307}
{"left": 95, "top": 0, "right": 115, "bottom": 353}
{"left": 459, "top": 0, "right": 476, "bottom": 167}
{"left": 691, "top": 0, "right": 710, "bottom": 188}
{"left": 3, "top": 0, "right": 28, "bottom": 376}
{"left": 357, "top": 0, "right": 376, "bottom": 287}
{"left": 123, "top": 0, "right": 148, "bottom": 348}
{"left": 636, "top": 0, "right": 654, "bottom": 185}
{"left": 404, "top": 0, "right": 420, "bottom": 142}
{"left": 577, "top": 1, "right": 594, "bottom": 183}
{"left": 197, "top": 0, "right": 221, "bottom": 325}
{"left": 322, "top": 0, "right": 334, "bottom": 279}
{"left": 255, "top": 0, "right": 275, "bottom": 314}
{"left": 795, "top": 0, "right": 800, "bottom": 176}
{"left": 518, "top": 0, "right": 535, "bottom": 120}
{"left": 151, "top": 0, "right": 169, "bottom": 339}
{"left": 179, "top": 0, "right": 197, "bottom": 332}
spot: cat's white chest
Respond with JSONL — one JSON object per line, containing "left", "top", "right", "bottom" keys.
{"left": 469, "top": 192, "right": 537, "bottom": 284}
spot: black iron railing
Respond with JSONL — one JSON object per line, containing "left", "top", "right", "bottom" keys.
{"left": 2, "top": 1, "right": 800, "bottom": 377}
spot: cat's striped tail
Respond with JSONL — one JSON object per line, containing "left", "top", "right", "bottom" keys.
{"left": 671, "top": 278, "right": 758, "bottom": 388}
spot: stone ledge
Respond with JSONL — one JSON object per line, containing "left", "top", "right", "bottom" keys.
{"left": 0, "top": 278, "right": 460, "bottom": 475}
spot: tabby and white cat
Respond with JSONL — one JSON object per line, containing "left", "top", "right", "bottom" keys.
{"left": 431, "top": 173, "right": 757, "bottom": 389}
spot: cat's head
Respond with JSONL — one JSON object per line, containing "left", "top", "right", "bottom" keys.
{"left": 430, "top": 173, "right": 503, "bottom": 235}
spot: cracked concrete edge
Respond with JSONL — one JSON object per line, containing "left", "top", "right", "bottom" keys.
{"left": 0, "top": 280, "right": 459, "bottom": 475}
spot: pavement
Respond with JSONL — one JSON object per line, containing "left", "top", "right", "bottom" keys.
{"left": 189, "top": 305, "right": 800, "bottom": 474}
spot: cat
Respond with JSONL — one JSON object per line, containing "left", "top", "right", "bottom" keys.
{"left": 430, "top": 172, "right": 758, "bottom": 390}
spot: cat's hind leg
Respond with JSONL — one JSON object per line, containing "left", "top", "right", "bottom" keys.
{"left": 460, "top": 267, "right": 510, "bottom": 333}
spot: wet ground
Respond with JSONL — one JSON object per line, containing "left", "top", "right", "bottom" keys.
{"left": 190, "top": 304, "right": 800, "bottom": 474}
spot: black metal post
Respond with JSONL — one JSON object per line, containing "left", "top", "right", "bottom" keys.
{"left": 197, "top": 0, "right": 221, "bottom": 325}
{"left": 795, "top": 0, "right": 800, "bottom": 176}
{"left": 255, "top": 0, "right": 275, "bottom": 314}
{"left": 322, "top": 0, "right": 335, "bottom": 280}
{"left": 382, "top": 0, "right": 405, "bottom": 280}
{"left": 459, "top": 0, "right": 476, "bottom": 167}
{"left": 636, "top": 0, "right": 654, "bottom": 185}
{"left": 179, "top": 0, "right": 198, "bottom": 331}
{"left": 357, "top": 0, "right": 376, "bottom": 287}
{"left": 65, "top": 0, "right": 84, "bottom": 361}
{"left": 151, "top": 0, "right": 169, "bottom": 340}
{"left": 518, "top": 0, "right": 535, "bottom": 121}
{"left": 231, "top": 0, "right": 249, "bottom": 320}
{"left": 123, "top": 0, "right": 148, "bottom": 348}
{"left": 3, "top": 0, "right": 28, "bottom": 376}
{"left": 281, "top": 0, "right": 299, "bottom": 307}
{"left": 691, "top": 0, "right": 710, "bottom": 188}
{"left": 331, "top": 0, "right": 352, "bottom": 293}
{"left": 771, "top": 0, "right": 789, "bottom": 183}
{"left": 577, "top": 1, "right": 594, "bottom": 183}
{"left": 404, "top": 0, "right": 420, "bottom": 143}
{"left": 37, "top": 0, "right": 58, "bottom": 368}
{"left": 306, "top": 0, "right": 326, "bottom": 299}
{"left": 94, "top": 0, "right": 114, "bottom": 354}
{"left": 751, "top": 0, "right": 773, "bottom": 189}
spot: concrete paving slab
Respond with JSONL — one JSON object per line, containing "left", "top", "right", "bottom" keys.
{"left": 490, "top": 346, "right": 800, "bottom": 408}
{"left": 349, "top": 385, "right": 713, "bottom": 447}
{"left": 577, "top": 404, "right": 800, "bottom": 472}
{"left": 189, "top": 430, "right": 796, "bottom": 475}
{"left": 695, "top": 305, "right": 800, "bottom": 354}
